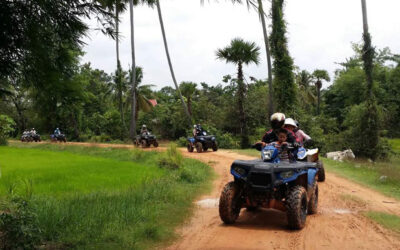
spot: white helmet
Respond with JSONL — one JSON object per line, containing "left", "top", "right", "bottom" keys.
{"left": 270, "top": 112, "right": 286, "bottom": 129}
{"left": 284, "top": 118, "right": 297, "bottom": 128}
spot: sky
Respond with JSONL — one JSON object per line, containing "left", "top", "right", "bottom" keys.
{"left": 81, "top": 0, "right": 400, "bottom": 90}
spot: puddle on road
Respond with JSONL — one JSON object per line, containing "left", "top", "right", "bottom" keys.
{"left": 196, "top": 198, "right": 219, "bottom": 208}
{"left": 333, "top": 208, "right": 353, "bottom": 214}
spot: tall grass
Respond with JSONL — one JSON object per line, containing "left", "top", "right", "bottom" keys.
{"left": 0, "top": 144, "right": 212, "bottom": 249}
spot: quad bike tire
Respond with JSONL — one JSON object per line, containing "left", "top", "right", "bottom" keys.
{"left": 286, "top": 185, "right": 308, "bottom": 230}
{"left": 212, "top": 143, "right": 218, "bottom": 152}
{"left": 62, "top": 137, "right": 67, "bottom": 143}
{"left": 153, "top": 141, "right": 159, "bottom": 148}
{"left": 307, "top": 182, "right": 318, "bottom": 215}
{"left": 141, "top": 140, "right": 148, "bottom": 148}
{"left": 246, "top": 206, "right": 258, "bottom": 212}
{"left": 187, "top": 143, "right": 194, "bottom": 152}
{"left": 317, "top": 161, "right": 326, "bottom": 182}
{"left": 203, "top": 147, "right": 208, "bottom": 152}
{"left": 195, "top": 142, "right": 203, "bottom": 153}
{"left": 219, "top": 181, "right": 242, "bottom": 224}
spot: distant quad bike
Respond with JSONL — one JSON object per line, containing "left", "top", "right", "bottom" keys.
{"left": 32, "top": 133, "right": 41, "bottom": 142}
{"left": 135, "top": 132, "right": 158, "bottom": 148}
{"left": 51, "top": 134, "right": 67, "bottom": 143}
{"left": 21, "top": 133, "right": 33, "bottom": 142}
{"left": 187, "top": 131, "right": 218, "bottom": 153}
{"left": 219, "top": 143, "right": 319, "bottom": 230}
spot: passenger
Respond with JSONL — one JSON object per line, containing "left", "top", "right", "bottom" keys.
{"left": 283, "top": 118, "right": 311, "bottom": 146}
{"left": 260, "top": 113, "right": 296, "bottom": 147}
{"left": 54, "top": 128, "right": 61, "bottom": 136}
{"left": 270, "top": 129, "right": 290, "bottom": 162}
{"left": 193, "top": 124, "right": 205, "bottom": 137}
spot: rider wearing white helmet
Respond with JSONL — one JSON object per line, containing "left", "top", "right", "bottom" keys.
{"left": 284, "top": 118, "right": 311, "bottom": 146}
{"left": 260, "top": 113, "right": 296, "bottom": 146}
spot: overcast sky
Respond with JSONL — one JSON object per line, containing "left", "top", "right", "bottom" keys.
{"left": 81, "top": 0, "right": 400, "bottom": 89}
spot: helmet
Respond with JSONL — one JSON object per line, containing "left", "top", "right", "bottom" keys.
{"left": 142, "top": 124, "right": 147, "bottom": 128}
{"left": 284, "top": 118, "right": 297, "bottom": 128}
{"left": 270, "top": 113, "right": 286, "bottom": 130}
{"left": 295, "top": 120, "right": 299, "bottom": 128}
{"left": 56, "top": 128, "right": 59, "bottom": 130}
{"left": 194, "top": 125, "right": 197, "bottom": 128}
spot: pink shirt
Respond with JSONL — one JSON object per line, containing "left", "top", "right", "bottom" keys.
{"left": 295, "top": 129, "right": 311, "bottom": 144}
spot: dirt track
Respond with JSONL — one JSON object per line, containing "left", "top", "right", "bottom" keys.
{"left": 63, "top": 142, "right": 400, "bottom": 249}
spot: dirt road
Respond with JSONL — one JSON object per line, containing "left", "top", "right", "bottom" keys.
{"left": 60, "top": 142, "right": 400, "bottom": 249}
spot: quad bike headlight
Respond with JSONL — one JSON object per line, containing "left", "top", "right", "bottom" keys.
{"left": 280, "top": 171, "right": 295, "bottom": 179}
{"left": 234, "top": 167, "right": 246, "bottom": 176}
{"left": 262, "top": 150, "right": 274, "bottom": 160}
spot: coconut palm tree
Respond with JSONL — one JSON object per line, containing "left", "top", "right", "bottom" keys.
{"left": 312, "top": 69, "right": 330, "bottom": 115}
{"left": 155, "top": 0, "right": 192, "bottom": 126}
{"left": 216, "top": 38, "right": 260, "bottom": 148}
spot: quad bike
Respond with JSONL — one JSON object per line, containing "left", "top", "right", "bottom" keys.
{"left": 21, "top": 133, "right": 33, "bottom": 142}
{"left": 297, "top": 147, "right": 325, "bottom": 182}
{"left": 135, "top": 132, "right": 158, "bottom": 148}
{"left": 219, "top": 143, "right": 319, "bottom": 230}
{"left": 32, "top": 133, "right": 41, "bottom": 142}
{"left": 187, "top": 131, "right": 218, "bottom": 153}
{"left": 51, "top": 134, "right": 67, "bottom": 143}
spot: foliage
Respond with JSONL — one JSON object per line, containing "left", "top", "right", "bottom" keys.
{"left": 270, "top": 0, "right": 296, "bottom": 113}
{"left": 0, "top": 114, "right": 15, "bottom": 145}
{"left": 365, "top": 211, "right": 400, "bottom": 234}
{"left": 0, "top": 144, "right": 211, "bottom": 249}
{"left": 158, "top": 143, "right": 184, "bottom": 169}
{"left": 0, "top": 196, "right": 42, "bottom": 249}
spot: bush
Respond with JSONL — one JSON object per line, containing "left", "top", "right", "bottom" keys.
{"left": 0, "top": 197, "right": 42, "bottom": 249}
{"left": 158, "top": 143, "right": 183, "bottom": 169}
{"left": 176, "top": 136, "right": 188, "bottom": 147}
{"left": 0, "top": 115, "right": 15, "bottom": 145}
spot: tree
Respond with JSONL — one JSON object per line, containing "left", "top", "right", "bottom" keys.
{"left": 216, "top": 38, "right": 260, "bottom": 148}
{"left": 270, "top": 0, "right": 296, "bottom": 113}
{"left": 312, "top": 69, "right": 330, "bottom": 115}
{"left": 179, "top": 82, "right": 198, "bottom": 116}
{"left": 360, "top": 0, "right": 380, "bottom": 159}
{"left": 155, "top": 0, "right": 192, "bottom": 126}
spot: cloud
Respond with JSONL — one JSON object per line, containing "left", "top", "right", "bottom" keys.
{"left": 81, "top": 0, "right": 400, "bottom": 89}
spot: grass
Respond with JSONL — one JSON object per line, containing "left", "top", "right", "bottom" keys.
{"left": 389, "top": 138, "right": 400, "bottom": 154}
{"left": 324, "top": 157, "right": 400, "bottom": 200}
{"left": 230, "top": 148, "right": 260, "bottom": 157}
{"left": 0, "top": 143, "right": 213, "bottom": 249}
{"left": 365, "top": 211, "right": 400, "bottom": 234}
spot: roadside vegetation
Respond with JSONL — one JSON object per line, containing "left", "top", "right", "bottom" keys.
{"left": 0, "top": 143, "right": 212, "bottom": 249}
{"left": 365, "top": 211, "right": 400, "bottom": 234}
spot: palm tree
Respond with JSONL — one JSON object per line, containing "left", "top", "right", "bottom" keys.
{"left": 155, "top": 0, "right": 192, "bottom": 126}
{"left": 179, "top": 82, "right": 198, "bottom": 116}
{"left": 203, "top": 0, "right": 274, "bottom": 116}
{"left": 127, "top": 67, "right": 155, "bottom": 120}
{"left": 312, "top": 69, "right": 330, "bottom": 115}
{"left": 216, "top": 38, "right": 260, "bottom": 148}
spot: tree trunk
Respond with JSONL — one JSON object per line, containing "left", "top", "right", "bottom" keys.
{"left": 257, "top": 0, "right": 274, "bottom": 117}
{"left": 156, "top": 0, "right": 192, "bottom": 126}
{"left": 187, "top": 97, "right": 192, "bottom": 116}
{"left": 129, "top": 0, "right": 138, "bottom": 141}
{"left": 316, "top": 80, "right": 321, "bottom": 115}
{"left": 115, "top": 3, "right": 126, "bottom": 138}
{"left": 237, "top": 62, "right": 248, "bottom": 148}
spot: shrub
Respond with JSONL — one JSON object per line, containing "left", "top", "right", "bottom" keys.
{"left": 0, "top": 197, "right": 42, "bottom": 249}
{"left": 0, "top": 115, "right": 15, "bottom": 145}
{"left": 158, "top": 143, "right": 183, "bottom": 169}
{"left": 176, "top": 137, "right": 188, "bottom": 147}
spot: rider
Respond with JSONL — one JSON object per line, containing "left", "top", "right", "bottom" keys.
{"left": 283, "top": 118, "right": 311, "bottom": 146}
{"left": 260, "top": 113, "right": 296, "bottom": 147}
{"left": 31, "top": 128, "right": 37, "bottom": 135}
{"left": 54, "top": 128, "right": 61, "bottom": 136}
{"left": 193, "top": 124, "right": 205, "bottom": 137}
{"left": 140, "top": 125, "right": 148, "bottom": 135}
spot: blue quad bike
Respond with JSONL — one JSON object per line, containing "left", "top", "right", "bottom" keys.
{"left": 187, "top": 131, "right": 218, "bottom": 153}
{"left": 219, "top": 143, "right": 319, "bottom": 230}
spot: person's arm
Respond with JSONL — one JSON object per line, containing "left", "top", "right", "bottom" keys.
{"left": 299, "top": 130, "right": 311, "bottom": 141}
